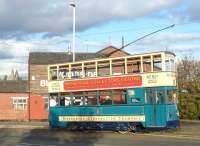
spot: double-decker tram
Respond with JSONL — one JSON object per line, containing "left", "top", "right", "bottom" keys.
{"left": 48, "top": 51, "right": 179, "bottom": 132}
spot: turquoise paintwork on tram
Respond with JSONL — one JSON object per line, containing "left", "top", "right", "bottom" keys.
{"left": 49, "top": 86, "right": 179, "bottom": 131}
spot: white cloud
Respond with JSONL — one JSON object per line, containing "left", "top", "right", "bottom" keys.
{"left": 0, "top": 0, "right": 181, "bottom": 38}
{"left": 0, "top": 35, "right": 107, "bottom": 78}
{"left": 0, "top": 36, "right": 67, "bottom": 78}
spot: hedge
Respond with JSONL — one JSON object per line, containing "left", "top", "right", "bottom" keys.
{"left": 178, "top": 93, "right": 200, "bottom": 120}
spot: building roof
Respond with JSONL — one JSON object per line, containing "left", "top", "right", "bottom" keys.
{"left": 0, "top": 80, "right": 28, "bottom": 93}
{"left": 97, "top": 45, "right": 130, "bottom": 56}
{"left": 29, "top": 52, "right": 106, "bottom": 65}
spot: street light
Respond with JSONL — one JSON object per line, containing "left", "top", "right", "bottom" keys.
{"left": 70, "top": 2, "right": 76, "bottom": 62}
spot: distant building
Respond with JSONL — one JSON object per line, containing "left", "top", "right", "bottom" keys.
{"left": 6, "top": 69, "right": 21, "bottom": 81}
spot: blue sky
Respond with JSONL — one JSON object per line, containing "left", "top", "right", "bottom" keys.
{"left": 0, "top": 0, "right": 200, "bottom": 79}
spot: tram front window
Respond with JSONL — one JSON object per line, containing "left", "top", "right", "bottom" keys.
{"left": 156, "top": 90, "right": 165, "bottom": 104}
{"left": 167, "top": 90, "right": 177, "bottom": 104}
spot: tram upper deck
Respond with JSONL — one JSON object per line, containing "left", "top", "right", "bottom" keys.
{"left": 48, "top": 51, "right": 176, "bottom": 81}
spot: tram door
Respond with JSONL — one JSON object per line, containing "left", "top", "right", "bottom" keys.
{"left": 145, "top": 88, "right": 166, "bottom": 127}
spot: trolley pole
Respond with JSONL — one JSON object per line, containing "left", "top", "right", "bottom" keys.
{"left": 70, "top": 2, "right": 76, "bottom": 62}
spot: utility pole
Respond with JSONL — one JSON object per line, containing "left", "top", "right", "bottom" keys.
{"left": 122, "top": 36, "right": 124, "bottom": 48}
{"left": 70, "top": 2, "right": 76, "bottom": 62}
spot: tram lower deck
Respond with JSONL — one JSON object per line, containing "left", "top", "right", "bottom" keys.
{"left": 48, "top": 87, "right": 179, "bottom": 131}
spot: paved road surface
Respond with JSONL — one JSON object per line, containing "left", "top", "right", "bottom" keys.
{"left": 0, "top": 121, "right": 200, "bottom": 146}
{"left": 0, "top": 128, "right": 200, "bottom": 146}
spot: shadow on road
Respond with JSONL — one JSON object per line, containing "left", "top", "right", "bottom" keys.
{"left": 19, "top": 128, "right": 103, "bottom": 146}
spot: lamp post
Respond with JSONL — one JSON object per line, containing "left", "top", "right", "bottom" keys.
{"left": 70, "top": 2, "right": 76, "bottom": 62}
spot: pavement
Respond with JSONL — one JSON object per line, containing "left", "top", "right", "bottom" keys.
{"left": 0, "top": 121, "right": 48, "bottom": 129}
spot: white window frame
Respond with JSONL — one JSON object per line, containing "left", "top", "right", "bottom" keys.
{"left": 12, "top": 97, "right": 28, "bottom": 111}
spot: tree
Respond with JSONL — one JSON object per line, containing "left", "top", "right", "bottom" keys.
{"left": 177, "top": 56, "right": 200, "bottom": 93}
{"left": 177, "top": 56, "right": 200, "bottom": 120}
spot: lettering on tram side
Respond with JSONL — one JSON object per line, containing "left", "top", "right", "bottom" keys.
{"left": 48, "top": 81, "right": 63, "bottom": 92}
{"left": 58, "top": 71, "right": 97, "bottom": 79}
{"left": 59, "top": 115, "right": 145, "bottom": 122}
{"left": 142, "top": 72, "right": 176, "bottom": 87}
{"left": 63, "top": 75, "right": 142, "bottom": 91}
{"left": 146, "top": 74, "right": 159, "bottom": 84}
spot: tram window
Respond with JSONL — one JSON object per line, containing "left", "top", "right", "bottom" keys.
{"left": 132, "top": 98, "right": 140, "bottom": 103}
{"left": 49, "top": 95, "right": 58, "bottom": 107}
{"left": 156, "top": 91, "right": 165, "bottom": 104}
{"left": 133, "top": 62, "right": 141, "bottom": 73}
{"left": 143, "top": 57, "right": 151, "bottom": 72}
{"left": 98, "top": 61, "right": 110, "bottom": 76}
{"left": 64, "top": 97, "right": 71, "bottom": 106}
{"left": 167, "top": 90, "right": 177, "bottom": 104}
{"left": 85, "top": 96, "right": 97, "bottom": 105}
{"left": 153, "top": 60, "right": 162, "bottom": 71}
{"left": 85, "top": 68, "right": 96, "bottom": 78}
{"left": 113, "top": 90, "right": 127, "bottom": 104}
{"left": 99, "top": 91, "right": 112, "bottom": 105}
{"left": 58, "top": 69, "right": 69, "bottom": 80}
{"left": 50, "top": 70, "right": 58, "bottom": 80}
{"left": 72, "top": 96, "right": 84, "bottom": 106}
{"left": 127, "top": 57, "right": 141, "bottom": 74}
{"left": 112, "top": 59, "right": 125, "bottom": 75}
{"left": 146, "top": 90, "right": 156, "bottom": 104}
{"left": 165, "top": 60, "right": 170, "bottom": 71}
{"left": 171, "top": 59, "right": 175, "bottom": 72}
{"left": 84, "top": 62, "right": 96, "bottom": 78}
{"left": 71, "top": 63, "right": 83, "bottom": 79}
{"left": 71, "top": 69, "right": 82, "bottom": 79}
{"left": 84, "top": 91, "right": 97, "bottom": 105}
{"left": 60, "top": 97, "right": 65, "bottom": 106}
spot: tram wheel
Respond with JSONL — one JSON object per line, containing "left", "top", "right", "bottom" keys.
{"left": 129, "top": 126, "right": 136, "bottom": 132}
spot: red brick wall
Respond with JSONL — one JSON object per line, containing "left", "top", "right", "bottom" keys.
{"left": 29, "top": 95, "right": 48, "bottom": 120}
{"left": 29, "top": 64, "right": 49, "bottom": 120}
{"left": 0, "top": 93, "right": 29, "bottom": 121}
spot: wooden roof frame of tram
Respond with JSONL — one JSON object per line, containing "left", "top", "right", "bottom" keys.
{"left": 48, "top": 51, "right": 175, "bottom": 69}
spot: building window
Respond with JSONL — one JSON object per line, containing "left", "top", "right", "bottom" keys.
{"left": 12, "top": 97, "right": 28, "bottom": 111}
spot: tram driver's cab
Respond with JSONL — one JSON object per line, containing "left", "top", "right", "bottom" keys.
{"left": 145, "top": 87, "right": 179, "bottom": 128}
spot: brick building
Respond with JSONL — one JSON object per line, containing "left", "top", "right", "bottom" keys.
{"left": 0, "top": 81, "right": 29, "bottom": 121}
{"left": 0, "top": 46, "right": 128, "bottom": 121}
{"left": 28, "top": 46, "right": 129, "bottom": 120}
